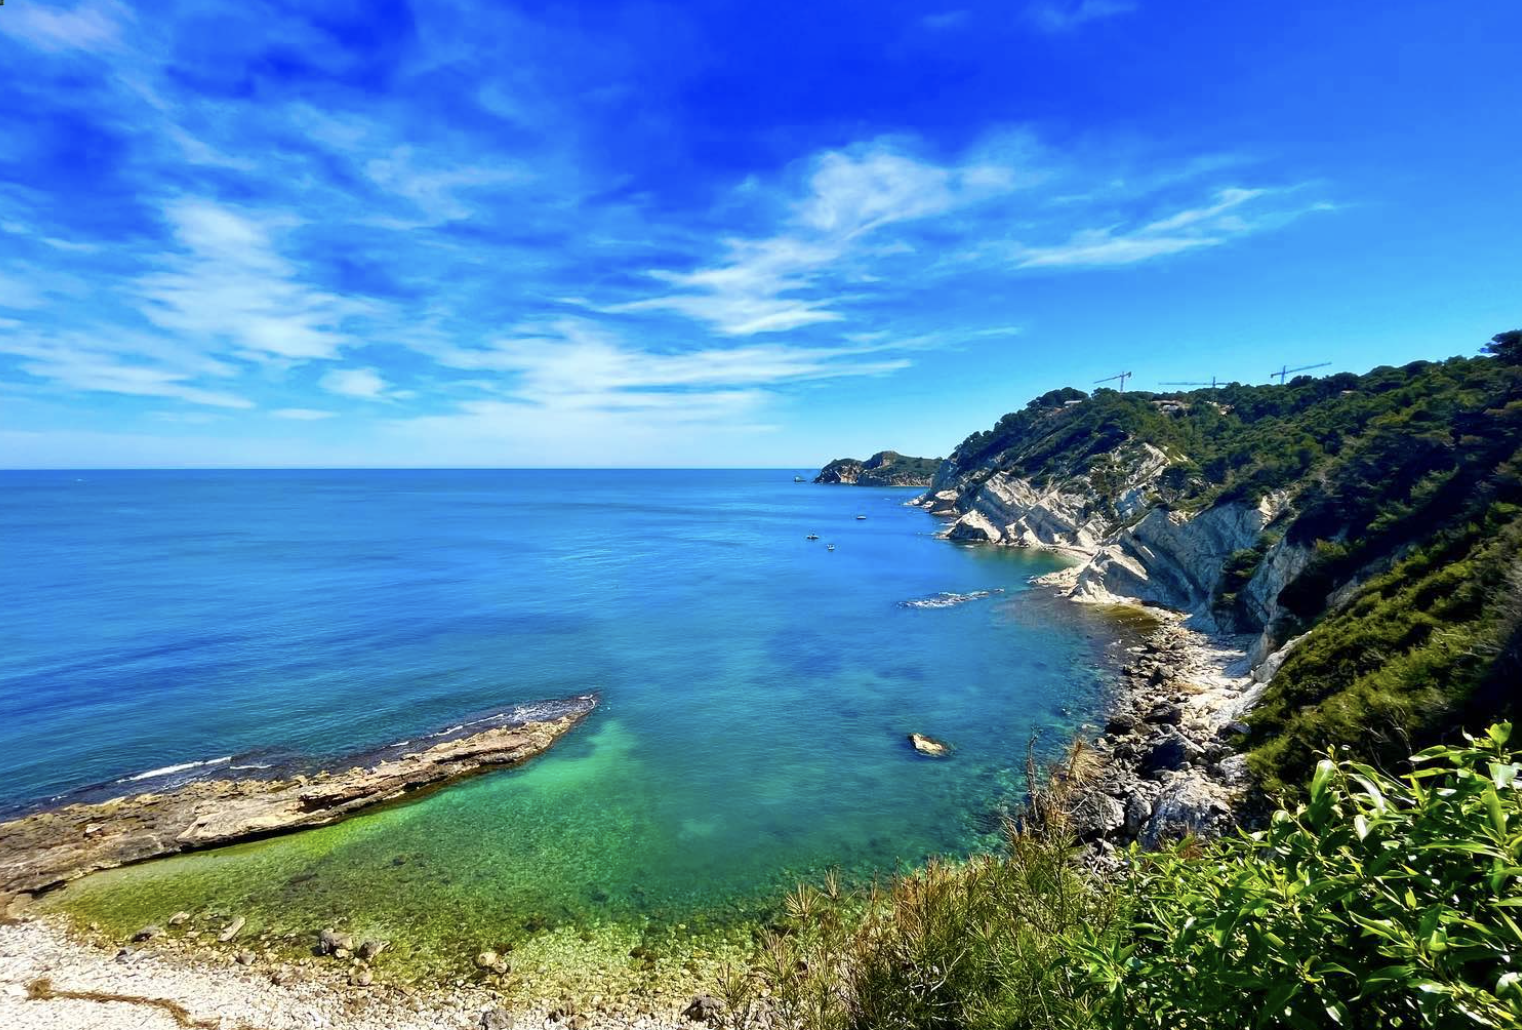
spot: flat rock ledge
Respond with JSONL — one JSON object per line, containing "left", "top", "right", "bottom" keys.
{"left": 0, "top": 695, "right": 598, "bottom": 900}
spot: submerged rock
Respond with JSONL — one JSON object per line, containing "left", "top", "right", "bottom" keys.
{"left": 167, "top": 911, "right": 191, "bottom": 927}
{"left": 357, "top": 938, "right": 386, "bottom": 960}
{"left": 317, "top": 929, "right": 353, "bottom": 956}
{"left": 131, "top": 924, "right": 161, "bottom": 943}
{"left": 475, "top": 950, "right": 509, "bottom": 975}
{"left": 216, "top": 916, "right": 245, "bottom": 942}
{"left": 908, "top": 733, "right": 949, "bottom": 757}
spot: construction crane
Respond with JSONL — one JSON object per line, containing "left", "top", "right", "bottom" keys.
{"left": 1160, "top": 377, "right": 1221, "bottom": 391}
{"left": 1270, "top": 362, "right": 1330, "bottom": 385}
{"left": 1095, "top": 371, "right": 1133, "bottom": 392}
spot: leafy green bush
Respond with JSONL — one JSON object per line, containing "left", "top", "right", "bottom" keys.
{"left": 1074, "top": 725, "right": 1522, "bottom": 1029}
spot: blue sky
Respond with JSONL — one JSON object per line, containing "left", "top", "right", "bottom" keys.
{"left": 1, "top": 1, "right": 1519, "bottom": 468}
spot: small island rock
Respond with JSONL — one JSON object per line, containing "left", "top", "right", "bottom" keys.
{"left": 908, "top": 733, "right": 949, "bottom": 757}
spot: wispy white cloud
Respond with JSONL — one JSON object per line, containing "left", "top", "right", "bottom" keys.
{"left": 272, "top": 408, "right": 338, "bottom": 420}
{"left": 1012, "top": 187, "right": 1317, "bottom": 268}
{"left": 136, "top": 200, "right": 359, "bottom": 363}
{"left": 364, "top": 147, "right": 527, "bottom": 227}
{"left": 0, "top": 0, "right": 128, "bottom": 53}
{"left": 1027, "top": 0, "right": 1137, "bottom": 33}
{"left": 427, "top": 318, "right": 912, "bottom": 414}
{"left": 614, "top": 144, "right": 1023, "bottom": 335}
{"left": 319, "top": 367, "right": 391, "bottom": 400}
{"left": 11, "top": 351, "right": 252, "bottom": 409}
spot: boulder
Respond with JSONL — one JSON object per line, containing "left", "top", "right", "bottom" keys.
{"left": 317, "top": 929, "right": 354, "bottom": 956}
{"left": 476, "top": 950, "right": 509, "bottom": 975}
{"left": 1214, "top": 753, "right": 1252, "bottom": 788}
{"left": 1123, "top": 793, "right": 1153, "bottom": 838}
{"left": 216, "top": 916, "right": 244, "bottom": 942}
{"left": 1143, "top": 702, "right": 1182, "bottom": 726}
{"left": 480, "top": 1007, "right": 514, "bottom": 1030}
{"left": 1139, "top": 730, "right": 1202, "bottom": 776}
{"left": 1069, "top": 792, "right": 1125, "bottom": 842}
{"left": 1104, "top": 712, "right": 1139, "bottom": 735}
{"left": 682, "top": 994, "right": 725, "bottom": 1024}
{"left": 908, "top": 733, "right": 949, "bottom": 757}
{"left": 357, "top": 939, "right": 387, "bottom": 960}
{"left": 1140, "top": 775, "right": 1234, "bottom": 849}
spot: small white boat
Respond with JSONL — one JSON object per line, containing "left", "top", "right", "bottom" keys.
{"left": 826, "top": 544, "right": 836, "bottom": 551}
{"left": 806, "top": 533, "right": 819, "bottom": 540}
{"left": 793, "top": 475, "right": 806, "bottom": 482}
{"left": 855, "top": 514, "right": 867, "bottom": 520}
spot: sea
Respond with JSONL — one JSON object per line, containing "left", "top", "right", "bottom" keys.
{"left": 0, "top": 469, "right": 1134, "bottom": 979}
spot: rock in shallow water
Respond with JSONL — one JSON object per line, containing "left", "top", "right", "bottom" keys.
{"left": 908, "top": 733, "right": 949, "bottom": 757}
{"left": 317, "top": 928, "right": 353, "bottom": 955}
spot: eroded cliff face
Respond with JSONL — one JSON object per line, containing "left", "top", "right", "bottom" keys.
{"left": 932, "top": 442, "right": 1169, "bottom": 551}
{"left": 918, "top": 439, "right": 1312, "bottom": 653}
{"left": 1069, "top": 498, "right": 1292, "bottom": 624}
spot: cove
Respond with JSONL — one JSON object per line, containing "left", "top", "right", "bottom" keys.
{"left": 2, "top": 470, "right": 1135, "bottom": 986}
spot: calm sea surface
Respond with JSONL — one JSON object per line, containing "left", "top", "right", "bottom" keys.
{"left": 0, "top": 470, "right": 1128, "bottom": 976}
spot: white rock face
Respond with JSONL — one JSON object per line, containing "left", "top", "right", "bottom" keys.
{"left": 1070, "top": 501, "right": 1273, "bottom": 624}
{"left": 1241, "top": 536, "right": 1314, "bottom": 630}
{"left": 938, "top": 443, "right": 1170, "bottom": 553}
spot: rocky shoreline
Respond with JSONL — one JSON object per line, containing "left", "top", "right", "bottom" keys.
{"left": 1067, "top": 619, "right": 1261, "bottom": 860}
{"left": 0, "top": 696, "right": 598, "bottom": 903}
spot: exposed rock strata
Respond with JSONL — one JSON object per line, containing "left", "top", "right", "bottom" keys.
{"left": 919, "top": 438, "right": 1315, "bottom": 657}
{"left": 0, "top": 696, "right": 597, "bottom": 899}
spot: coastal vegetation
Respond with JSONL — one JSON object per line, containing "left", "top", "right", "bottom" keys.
{"left": 933, "top": 336, "right": 1522, "bottom": 791}
{"left": 728, "top": 726, "right": 1522, "bottom": 1030}
{"left": 722, "top": 333, "right": 1522, "bottom": 1030}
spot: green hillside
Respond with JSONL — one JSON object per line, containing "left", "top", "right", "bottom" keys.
{"left": 938, "top": 335, "right": 1522, "bottom": 791}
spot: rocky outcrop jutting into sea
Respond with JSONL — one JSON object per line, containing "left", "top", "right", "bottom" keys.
{"left": 814, "top": 451, "right": 940, "bottom": 486}
{"left": 0, "top": 695, "right": 597, "bottom": 901}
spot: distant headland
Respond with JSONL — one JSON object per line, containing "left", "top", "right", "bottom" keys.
{"left": 813, "top": 450, "right": 940, "bottom": 486}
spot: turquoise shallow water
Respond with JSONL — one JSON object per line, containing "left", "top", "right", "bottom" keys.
{"left": 1, "top": 470, "right": 1129, "bottom": 978}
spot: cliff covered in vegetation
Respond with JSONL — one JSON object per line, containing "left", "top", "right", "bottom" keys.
{"left": 921, "top": 334, "right": 1522, "bottom": 791}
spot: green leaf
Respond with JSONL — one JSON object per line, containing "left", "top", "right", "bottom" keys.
{"left": 1310, "top": 760, "right": 1336, "bottom": 802}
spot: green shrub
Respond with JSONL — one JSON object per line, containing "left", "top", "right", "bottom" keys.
{"left": 720, "top": 745, "right": 1118, "bottom": 1030}
{"left": 1073, "top": 725, "right": 1522, "bottom": 1029}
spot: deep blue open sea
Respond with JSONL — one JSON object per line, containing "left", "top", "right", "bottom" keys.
{"left": 1, "top": 470, "right": 1131, "bottom": 975}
